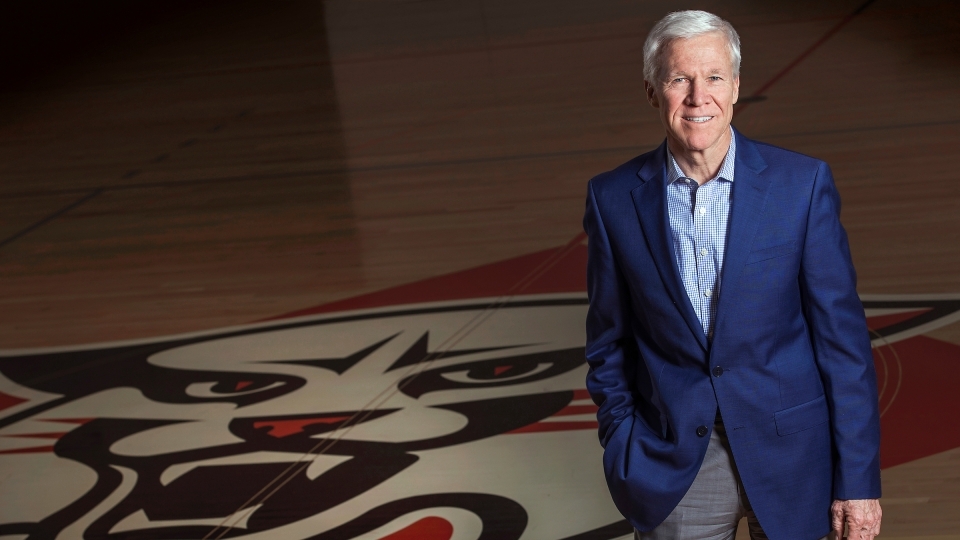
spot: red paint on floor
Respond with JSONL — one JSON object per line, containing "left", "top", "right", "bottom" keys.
{"left": 267, "top": 242, "right": 587, "bottom": 320}
{"left": 253, "top": 416, "right": 351, "bottom": 438}
{"left": 378, "top": 516, "right": 454, "bottom": 540}
{"left": 877, "top": 335, "right": 960, "bottom": 468}
{"left": 507, "top": 421, "right": 598, "bottom": 434}
{"left": 3, "top": 432, "right": 68, "bottom": 440}
{"left": 554, "top": 404, "right": 600, "bottom": 416}
{"left": 0, "top": 390, "right": 27, "bottom": 412}
{"left": 866, "top": 309, "right": 931, "bottom": 331}
{"left": 572, "top": 389, "right": 592, "bottom": 400}
{"left": 0, "top": 445, "right": 55, "bottom": 455}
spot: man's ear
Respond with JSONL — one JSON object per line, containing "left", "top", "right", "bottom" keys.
{"left": 644, "top": 81, "right": 660, "bottom": 108}
{"left": 732, "top": 76, "right": 740, "bottom": 105}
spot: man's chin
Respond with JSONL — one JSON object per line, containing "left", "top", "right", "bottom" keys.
{"left": 669, "top": 130, "right": 730, "bottom": 155}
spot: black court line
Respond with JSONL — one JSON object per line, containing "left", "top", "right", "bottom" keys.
{"left": 0, "top": 106, "right": 257, "bottom": 249}
{"left": 760, "top": 117, "right": 960, "bottom": 140}
{"left": 0, "top": 144, "right": 649, "bottom": 199}
{"left": 0, "top": 0, "right": 887, "bottom": 251}
{"left": 20, "top": 13, "right": 849, "bottom": 91}
{"left": 4, "top": 112, "right": 959, "bottom": 201}
{"left": 736, "top": 0, "right": 879, "bottom": 115}
{"left": 0, "top": 188, "right": 104, "bottom": 250}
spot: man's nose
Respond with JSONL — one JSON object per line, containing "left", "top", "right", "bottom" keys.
{"left": 685, "top": 80, "right": 709, "bottom": 106}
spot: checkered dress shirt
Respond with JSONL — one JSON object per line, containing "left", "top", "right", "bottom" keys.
{"left": 665, "top": 131, "right": 736, "bottom": 338}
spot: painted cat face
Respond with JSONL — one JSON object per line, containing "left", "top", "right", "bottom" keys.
{"left": 0, "top": 297, "right": 627, "bottom": 540}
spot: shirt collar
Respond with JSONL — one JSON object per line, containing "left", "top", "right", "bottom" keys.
{"left": 666, "top": 127, "right": 736, "bottom": 185}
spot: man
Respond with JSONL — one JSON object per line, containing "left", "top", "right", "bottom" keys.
{"left": 582, "top": 10, "right": 882, "bottom": 540}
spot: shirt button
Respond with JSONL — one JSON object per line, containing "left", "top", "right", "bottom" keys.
{"left": 700, "top": 248, "right": 707, "bottom": 256}
{"left": 699, "top": 207, "right": 707, "bottom": 216}
{"left": 696, "top": 425, "right": 708, "bottom": 437}
{"left": 704, "top": 289, "right": 712, "bottom": 298}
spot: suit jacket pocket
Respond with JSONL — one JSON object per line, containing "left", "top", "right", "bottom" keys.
{"left": 774, "top": 394, "right": 828, "bottom": 436}
{"left": 746, "top": 240, "right": 796, "bottom": 264}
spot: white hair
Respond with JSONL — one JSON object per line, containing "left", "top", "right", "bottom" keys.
{"left": 642, "top": 10, "right": 741, "bottom": 83}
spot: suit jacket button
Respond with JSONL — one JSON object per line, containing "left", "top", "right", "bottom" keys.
{"left": 712, "top": 366, "right": 724, "bottom": 377}
{"left": 696, "top": 425, "right": 708, "bottom": 437}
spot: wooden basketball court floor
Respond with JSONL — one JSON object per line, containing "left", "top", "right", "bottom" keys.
{"left": 1, "top": 0, "right": 959, "bottom": 538}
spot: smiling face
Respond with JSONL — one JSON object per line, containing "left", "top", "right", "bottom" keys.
{"left": 645, "top": 32, "right": 740, "bottom": 163}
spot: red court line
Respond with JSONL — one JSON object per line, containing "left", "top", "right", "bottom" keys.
{"left": 0, "top": 391, "right": 27, "bottom": 412}
{"left": 2, "top": 432, "right": 68, "bottom": 440}
{"left": 554, "top": 405, "right": 600, "bottom": 416}
{"left": 867, "top": 310, "right": 931, "bottom": 331}
{"left": 572, "top": 389, "right": 592, "bottom": 400}
{"left": 39, "top": 418, "right": 94, "bottom": 425}
{"left": 0, "top": 445, "right": 55, "bottom": 455}
{"left": 507, "top": 421, "right": 598, "bottom": 434}
{"left": 265, "top": 232, "right": 588, "bottom": 320}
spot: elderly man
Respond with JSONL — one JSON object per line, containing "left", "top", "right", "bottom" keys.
{"left": 583, "top": 10, "right": 882, "bottom": 540}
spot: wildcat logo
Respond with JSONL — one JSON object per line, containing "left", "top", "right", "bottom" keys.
{"left": 0, "top": 296, "right": 629, "bottom": 540}
{"left": 0, "top": 293, "right": 958, "bottom": 539}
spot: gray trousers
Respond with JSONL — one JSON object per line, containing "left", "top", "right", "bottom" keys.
{"left": 635, "top": 421, "right": 829, "bottom": 540}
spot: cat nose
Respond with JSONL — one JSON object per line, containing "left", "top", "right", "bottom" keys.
{"left": 252, "top": 415, "right": 353, "bottom": 438}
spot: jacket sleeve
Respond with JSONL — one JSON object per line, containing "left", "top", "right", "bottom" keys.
{"left": 799, "top": 162, "right": 882, "bottom": 500}
{"left": 583, "top": 180, "right": 637, "bottom": 448}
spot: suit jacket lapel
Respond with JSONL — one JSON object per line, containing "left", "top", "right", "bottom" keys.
{"left": 714, "top": 129, "right": 772, "bottom": 332}
{"left": 632, "top": 142, "right": 708, "bottom": 351}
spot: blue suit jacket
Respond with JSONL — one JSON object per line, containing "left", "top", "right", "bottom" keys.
{"left": 583, "top": 129, "right": 881, "bottom": 540}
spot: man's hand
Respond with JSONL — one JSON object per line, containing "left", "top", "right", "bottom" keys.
{"left": 831, "top": 499, "right": 881, "bottom": 540}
